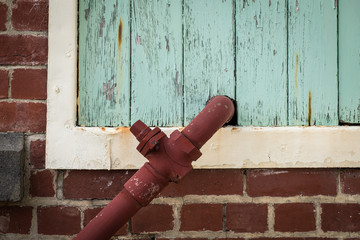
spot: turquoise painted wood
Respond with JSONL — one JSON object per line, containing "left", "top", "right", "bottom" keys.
{"left": 236, "top": 0, "right": 287, "bottom": 126}
{"left": 339, "top": 0, "right": 360, "bottom": 124}
{"left": 78, "top": 0, "right": 359, "bottom": 127}
{"left": 183, "top": 0, "right": 235, "bottom": 125}
{"left": 78, "top": 0, "right": 131, "bottom": 126}
{"left": 288, "top": 0, "right": 338, "bottom": 126}
{"left": 131, "top": 0, "right": 183, "bottom": 126}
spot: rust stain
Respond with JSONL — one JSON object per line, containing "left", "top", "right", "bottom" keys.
{"left": 114, "top": 127, "right": 131, "bottom": 135}
{"left": 165, "top": 36, "right": 170, "bottom": 52}
{"left": 118, "top": 19, "right": 123, "bottom": 55}
{"left": 100, "top": 127, "right": 106, "bottom": 131}
{"left": 117, "top": 19, "right": 123, "bottom": 96}
{"left": 99, "top": 17, "right": 105, "bottom": 37}
{"left": 308, "top": 91, "right": 312, "bottom": 126}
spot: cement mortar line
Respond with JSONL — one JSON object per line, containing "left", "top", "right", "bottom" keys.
{"left": 172, "top": 202, "right": 182, "bottom": 232}
{"left": 0, "top": 234, "right": 72, "bottom": 240}
{"left": 267, "top": 203, "right": 275, "bottom": 233}
{"left": 55, "top": 170, "right": 64, "bottom": 200}
{"left": 174, "top": 194, "right": 360, "bottom": 204}
{"left": 29, "top": 206, "right": 38, "bottom": 237}
{"left": 0, "top": 65, "right": 47, "bottom": 70}
{"left": 314, "top": 201, "right": 323, "bottom": 235}
{"left": 4, "top": 193, "right": 360, "bottom": 209}
{"left": 4, "top": 0, "right": 11, "bottom": 32}
{"left": 0, "top": 30, "right": 48, "bottom": 37}
{"left": 0, "top": 99, "right": 47, "bottom": 104}
{"left": 127, "top": 230, "right": 360, "bottom": 239}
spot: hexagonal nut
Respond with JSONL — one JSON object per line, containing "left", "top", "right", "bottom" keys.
{"left": 130, "top": 120, "right": 151, "bottom": 141}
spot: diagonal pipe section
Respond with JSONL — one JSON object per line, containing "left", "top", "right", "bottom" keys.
{"left": 74, "top": 95, "right": 235, "bottom": 240}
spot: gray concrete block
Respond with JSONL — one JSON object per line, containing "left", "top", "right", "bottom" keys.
{"left": 0, "top": 133, "right": 24, "bottom": 202}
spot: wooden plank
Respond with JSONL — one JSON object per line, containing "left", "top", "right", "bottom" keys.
{"left": 339, "top": 0, "right": 360, "bottom": 124}
{"left": 236, "top": 0, "right": 287, "bottom": 126}
{"left": 288, "top": 0, "right": 338, "bottom": 126}
{"left": 78, "top": 0, "right": 131, "bottom": 126}
{"left": 131, "top": 0, "right": 183, "bottom": 126}
{"left": 183, "top": 0, "right": 235, "bottom": 125}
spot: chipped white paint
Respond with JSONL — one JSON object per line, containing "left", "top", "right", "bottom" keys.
{"left": 47, "top": 0, "right": 360, "bottom": 169}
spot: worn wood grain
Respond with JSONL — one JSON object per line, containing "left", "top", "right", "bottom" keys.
{"left": 236, "top": 0, "right": 287, "bottom": 126}
{"left": 130, "top": 0, "right": 183, "bottom": 126}
{"left": 78, "top": 0, "right": 131, "bottom": 126}
{"left": 339, "top": 0, "right": 360, "bottom": 124}
{"left": 183, "top": 0, "right": 235, "bottom": 125}
{"left": 288, "top": 0, "right": 338, "bottom": 126}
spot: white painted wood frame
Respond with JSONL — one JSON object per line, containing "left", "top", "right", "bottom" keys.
{"left": 46, "top": 0, "right": 360, "bottom": 169}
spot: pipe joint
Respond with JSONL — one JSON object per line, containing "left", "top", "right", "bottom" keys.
{"left": 124, "top": 163, "right": 168, "bottom": 206}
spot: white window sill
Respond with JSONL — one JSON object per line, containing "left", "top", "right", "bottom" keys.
{"left": 46, "top": 0, "right": 360, "bottom": 169}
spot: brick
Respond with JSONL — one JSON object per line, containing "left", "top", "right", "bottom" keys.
{"left": 132, "top": 204, "right": 173, "bottom": 233}
{"left": 30, "top": 139, "right": 45, "bottom": 169}
{"left": 30, "top": 170, "right": 55, "bottom": 197}
{"left": 161, "top": 169, "right": 243, "bottom": 197}
{"left": 11, "top": 69, "right": 47, "bottom": 99}
{"left": 246, "top": 169, "right": 337, "bottom": 197}
{"left": 84, "top": 207, "right": 128, "bottom": 236}
{"left": 0, "top": 206, "right": 32, "bottom": 234}
{"left": 0, "top": 102, "right": 46, "bottom": 132}
{"left": 341, "top": 169, "right": 360, "bottom": 195}
{"left": 274, "top": 203, "right": 315, "bottom": 232}
{"left": 180, "top": 204, "right": 222, "bottom": 231}
{"left": 63, "top": 170, "right": 135, "bottom": 199}
{"left": 0, "top": 133, "right": 24, "bottom": 201}
{"left": 12, "top": 0, "right": 48, "bottom": 31}
{"left": 0, "top": 70, "right": 8, "bottom": 98}
{"left": 226, "top": 203, "right": 267, "bottom": 233}
{"left": 0, "top": 3, "right": 7, "bottom": 31}
{"left": 0, "top": 35, "right": 47, "bottom": 65}
{"left": 321, "top": 204, "right": 360, "bottom": 232}
{"left": 37, "top": 206, "right": 81, "bottom": 235}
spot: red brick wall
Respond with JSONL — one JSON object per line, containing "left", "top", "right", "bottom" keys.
{"left": 0, "top": 1, "right": 360, "bottom": 239}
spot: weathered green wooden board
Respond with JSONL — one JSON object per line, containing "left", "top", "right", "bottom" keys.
{"left": 288, "top": 0, "right": 338, "bottom": 126}
{"left": 78, "top": 0, "right": 351, "bottom": 128}
{"left": 183, "top": 0, "right": 235, "bottom": 125}
{"left": 131, "top": 0, "right": 183, "bottom": 126}
{"left": 236, "top": 0, "right": 287, "bottom": 126}
{"left": 78, "top": 0, "right": 131, "bottom": 126}
{"left": 339, "top": 0, "right": 360, "bottom": 124}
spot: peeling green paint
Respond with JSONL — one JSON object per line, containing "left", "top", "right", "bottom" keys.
{"left": 78, "top": 0, "right": 358, "bottom": 127}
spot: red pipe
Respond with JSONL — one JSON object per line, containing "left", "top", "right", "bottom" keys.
{"left": 74, "top": 96, "right": 234, "bottom": 240}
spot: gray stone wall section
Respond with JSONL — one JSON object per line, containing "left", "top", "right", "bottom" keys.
{"left": 0, "top": 133, "right": 24, "bottom": 202}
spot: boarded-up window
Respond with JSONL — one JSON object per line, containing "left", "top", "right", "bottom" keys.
{"left": 78, "top": 0, "right": 360, "bottom": 127}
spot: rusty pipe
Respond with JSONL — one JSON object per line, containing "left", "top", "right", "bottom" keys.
{"left": 74, "top": 95, "right": 234, "bottom": 240}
